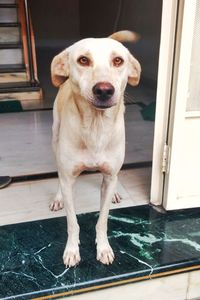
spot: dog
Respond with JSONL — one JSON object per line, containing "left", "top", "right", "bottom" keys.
{"left": 50, "top": 31, "right": 141, "bottom": 267}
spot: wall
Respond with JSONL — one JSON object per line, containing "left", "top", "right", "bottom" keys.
{"left": 29, "top": 0, "right": 80, "bottom": 48}
{"left": 28, "top": 0, "right": 162, "bottom": 98}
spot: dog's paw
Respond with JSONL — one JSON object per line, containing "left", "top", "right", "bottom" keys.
{"left": 112, "top": 192, "right": 122, "bottom": 204}
{"left": 49, "top": 199, "right": 64, "bottom": 211}
{"left": 97, "top": 242, "right": 115, "bottom": 265}
{"left": 63, "top": 245, "right": 81, "bottom": 267}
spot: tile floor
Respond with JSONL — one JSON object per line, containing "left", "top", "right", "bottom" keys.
{"left": 0, "top": 168, "right": 151, "bottom": 226}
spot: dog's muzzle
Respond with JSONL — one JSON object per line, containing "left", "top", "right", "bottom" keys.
{"left": 92, "top": 82, "right": 115, "bottom": 108}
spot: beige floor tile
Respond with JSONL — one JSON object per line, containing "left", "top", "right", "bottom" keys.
{"left": 0, "top": 169, "right": 150, "bottom": 226}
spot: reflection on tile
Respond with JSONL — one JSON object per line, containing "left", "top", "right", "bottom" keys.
{"left": 0, "top": 205, "right": 200, "bottom": 299}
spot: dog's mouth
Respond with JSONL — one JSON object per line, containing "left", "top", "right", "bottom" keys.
{"left": 91, "top": 97, "right": 117, "bottom": 110}
{"left": 92, "top": 102, "right": 117, "bottom": 109}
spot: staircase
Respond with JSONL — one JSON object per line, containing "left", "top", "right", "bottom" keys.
{"left": 0, "top": 0, "right": 42, "bottom": 103}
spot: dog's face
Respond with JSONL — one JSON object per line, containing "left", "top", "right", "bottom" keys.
{"left": 51, "top": 38, "right": 141, "bottom": 109}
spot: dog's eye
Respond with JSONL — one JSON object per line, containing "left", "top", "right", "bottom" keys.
{"left": 113, "top": 57, "right": 124, "bottom": 67}
{"left": 77, "top": 56, "right": 90, "bottom": 66}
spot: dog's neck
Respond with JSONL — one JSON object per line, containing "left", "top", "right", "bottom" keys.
{"left": 69, "top": 87, "right": 125, "bottom": 153}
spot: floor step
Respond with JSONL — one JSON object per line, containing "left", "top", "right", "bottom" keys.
{"left": 0, "top": 3, "right": 17, "bottom": 7}
{"left": 0, "top": 22, "right": 19, "bottom": 27}
{"left": 0, "top": 7, "right": 17, "bottom": 22}
{"left": 0, "top": 26, "right": 20, "bottom": 43}
{"left": 0, "top": 42, "right": 22, "bottom": 49}
{"left": 0, "top": 71, "right": 27, "bottom": 83}
{"left": 0, "top": 205, "right": 199, "bottom": 299}
{"left": 0, "top": 82, "right": 42, "bottom": 101}
{"left": 0, "top": 63, "right": 26, "bottom": 73}
{"left": 0, "top": 48, "right": 23, "bottom": 64}
{"left": 0, "top": 81, "right": 39, "bottom": 90}
{"left": 0, "top": 64, "right": 27, "bottom": 82}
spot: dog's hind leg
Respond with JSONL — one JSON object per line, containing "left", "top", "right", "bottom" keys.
{"left": 112, "top": 192, "right": 122, "bottom": 204}
{"left": 50, "top": 183, "right": 64, "bottom": 211}
{"left": 50, "top": 99, "right": 64, "bottom": 211}
{"left": 52, "top": 98, "right": 60, "bottom": 154}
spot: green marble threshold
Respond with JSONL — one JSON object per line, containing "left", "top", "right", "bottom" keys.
{"left": 1, "top": 205, "right": 200, "bottom": 299}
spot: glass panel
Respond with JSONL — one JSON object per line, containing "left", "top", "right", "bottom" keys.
{"left": 187, "top": 1, "right": 200, "bottom": 111}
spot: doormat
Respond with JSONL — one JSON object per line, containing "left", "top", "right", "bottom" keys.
{"left": 140, "top": 101, "right": 156, "bottom": 121}
{"left": 0, "top": 100, "right": 23, "bottom": 113}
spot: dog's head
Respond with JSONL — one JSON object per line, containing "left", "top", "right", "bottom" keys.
{"left": 51, "top": 31, "right": 141, "bottom": 109}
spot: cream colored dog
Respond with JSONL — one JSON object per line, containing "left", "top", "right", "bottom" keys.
{"left": 50, "top": 31, "right": 141, "bottom": 267}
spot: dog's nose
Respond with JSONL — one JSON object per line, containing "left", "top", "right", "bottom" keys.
{"left": 92, "top": 82, "right": 115, "bottom": 101}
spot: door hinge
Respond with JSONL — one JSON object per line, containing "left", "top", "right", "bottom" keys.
{"left": 162, "top": 143, "right": 170, "bottom": 173}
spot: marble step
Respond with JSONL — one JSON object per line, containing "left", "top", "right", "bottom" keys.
{"left": 0, "top": 47, "right": 23, "bottom": 64}
{"left": 0, "top": 205, "right": 199, "bottom": 299}
{"left": 0, "top": 7, "right": 17, "bottom": 22}
{"left": 0, "top": 82, "right": 42, "bottom": 100}
{"left": 0, "top": 81, "right": 38, "bottom": 89}
{"left": 0, "top": 70, "right": 27, "bottom": 83}
{"left": 0, "top": 63, "right": 27, "bottom": 84}
{"left": 0, "top": 90, "right": 42, "bottom": 101}
{"left": 0, "top": 63, "right": 27, "bottom": 83}
{"left": 0, "top": 26, "right": 20, "bottom": 43}
{"left": 0, "top": 63, "right": 25, "bottom": 72}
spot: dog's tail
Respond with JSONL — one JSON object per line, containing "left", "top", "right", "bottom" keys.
{"left": 109, "top": 30, "right": 140, "bottom": 43}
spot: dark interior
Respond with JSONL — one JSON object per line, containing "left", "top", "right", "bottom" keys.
{"left": 29, "top": 0, "right": 162, "bottom": 106}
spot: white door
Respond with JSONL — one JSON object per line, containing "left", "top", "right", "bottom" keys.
{"left": 151, "top": 0, "right": 200, "bottom": 210}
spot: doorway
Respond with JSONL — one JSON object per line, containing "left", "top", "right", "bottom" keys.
{"left": 0, "top": 0, "right": 162, "bottom": 225}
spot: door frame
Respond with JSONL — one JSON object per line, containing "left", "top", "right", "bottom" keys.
{"left": 162, "top": 0, "right": 199, "bottom": 209}
{"left": 151, "top": 0, "right": 200, "bottom": 209}
{"left": 150, "top": 0, "right": 179, "bottom": 206}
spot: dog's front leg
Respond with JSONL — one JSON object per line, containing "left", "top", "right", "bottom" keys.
{"left": 59, "top": 173, "right": 80, "bottom": 267}
{"left": 96, "top": 174, "right": 117, "bottom": 265}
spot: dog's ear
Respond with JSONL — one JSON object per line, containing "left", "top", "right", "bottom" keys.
{"left": 128, "top": 53, "right": 141, "bottom": 86}
{"left": 51, "top": 49, "right": 69, "bottom": 87}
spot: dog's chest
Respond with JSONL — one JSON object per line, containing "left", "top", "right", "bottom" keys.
{"left": 81, "top": 114, "right": 112, "bottom": 153}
